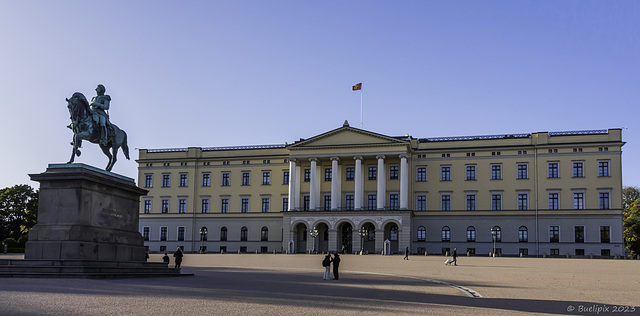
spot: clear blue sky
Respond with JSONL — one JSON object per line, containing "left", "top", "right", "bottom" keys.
{"left": 1, "top": 1, "right": 638, "bottom": 189}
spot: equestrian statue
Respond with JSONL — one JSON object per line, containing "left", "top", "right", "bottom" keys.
{"left": 66, "top": 84, "right": 130, "bottom": 172}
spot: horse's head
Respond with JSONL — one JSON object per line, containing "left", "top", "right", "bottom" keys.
{"left": 67, "top": 92, "right": 90, "bottom": 120}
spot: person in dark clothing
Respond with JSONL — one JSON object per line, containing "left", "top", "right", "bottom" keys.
{"left": 322, "top": 254, "right": 331, "bottom": 280}
{"left": 173, "top": 247, "right": 184, "bottom": 268}
{"left": 452, "top": 248, "right": 458, "bottom": 266}
{"left": 162, "top": 252, "right": 170, "bottom": 264}
{"left": 331, "top": 253, "right": 341, "bottom": 280}
{"left": 404, "top": 247, "right": 409, "bottom": 260}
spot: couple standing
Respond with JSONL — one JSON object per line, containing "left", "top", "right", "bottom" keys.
{"left": 322, "top": 253, "right": 341, "bottom": 280}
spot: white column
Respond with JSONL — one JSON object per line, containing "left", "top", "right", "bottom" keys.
{"left": 309, "top": 158, "right": 317, "bottom": 211}
{"left": 331, "top": 157, "right": 340, "bottom": 210}
{"left": 399, "top": 154, "right": 409, "bottom": 210}
{"left": 376, "top": 155, "right": 386, "bottom": 210}
{"left": 288, "top": 158, "right": 297, "bottom": 211}
{"left": 354, "top": 156, "right": 363, "bottom": 210}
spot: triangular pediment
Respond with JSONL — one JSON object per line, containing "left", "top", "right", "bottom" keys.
{"left": 288, "top": 126, "right": 409, "bottom": 150}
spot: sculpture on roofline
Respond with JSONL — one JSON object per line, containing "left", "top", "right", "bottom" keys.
{"left": 66, "top": 84, "right": 130, "bottom": 171}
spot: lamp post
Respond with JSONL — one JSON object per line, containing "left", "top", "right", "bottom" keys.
{"left": 309, "top": 226, "right": 318, "bottom": 254}
{"left": 490, "top": 227, "right": 497, "bottom": 257}
{"left": 358, "top": 226, "right": 367, "bottom": 255}
{"left": 199, "top": 227, "right": 208, "bottom": 254}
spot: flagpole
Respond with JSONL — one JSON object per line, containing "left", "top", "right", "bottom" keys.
{"left": 360, "top": 81, "right": 363, "bottom": 129}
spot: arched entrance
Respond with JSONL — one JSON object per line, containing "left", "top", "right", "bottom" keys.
{"left": 293, "top": 223, "right": 307, "bottom": 253}
{"left": 384, "top": 223, "right": 399, "bottom": 254}
{"left": 338, "top": 222, "right": 353, "bottom": 254}
{"left": 362, "top": 222, "right": 376, "bottom": 254}
{"left": 317, "top": 222, "right": 329, "bottom": 253}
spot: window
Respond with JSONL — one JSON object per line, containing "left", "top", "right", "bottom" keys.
{"left": 368, "top": 166, "right": 377, "bottom": 181}
{"left": 345, "top": 195, "right": 354, "bottom": 210}
{"left": 575, "top": 249, "right": 585, "bottom": 256}
{"left": 177, "top": 227, "right": 185, "bottom": 241}
{"left": 550, "top": 249, "right": 559, "bottom": 256}
{"left": 143, "top": 200, "right": 152, "bottom": 214}
{"left": 201, "top": 198, "right": 209, "bottom": 213}
{"left": 162, "top": 174, "right": 170, "bottom": 187}
{"left": 324, "top": 168, "right": 332, "bottom": 182}
{"left": 178, "top": 199, "right": 187, "bottom": 214}
{"left": 600, "top": 226, "right": 610, "bottom": 243}
{"left": 323, "top": 196, "right": 331, "bottom": 210}
{"left": 491, "top": 226, "right": 501, "bottom": 242}
{"left": 179, "top": 173, "right": 188, "bottom": 187}
{"left": 144, "top": 174, "right": 153, "bottom": 188}
{"left": 417, "top": 226, "right": 426, "bottom": 241}
{"left": 389, "top": 226, "right": 398, "bottom": 241}
{"left": 466, "top": 226, "right": 476, "bottom": 242}
{"left": 601, "top": 249, "right": 610, "bottom": 257}
{"left": 303, "top": 196, "right": 310, "bottom": 211}
{"left": 346, "top": 167, "right": 355, "bottom": 181}
{"left": 517, "top": 164, "right": 528, "bottom": 179}
{"left": 441, "top": 166, "right": 451, "bottom": 181}
{"left": 389, "top": 194, "right": 399, "bottom": 210}
{"left": 548, "top": 193, "right": 559, "bottom": 210}
{"left": 220, "top": 198, "right": 229, "bottom": 213}
{"left": 572, "top": 162, "right": 584, "bottom": 178}
{"left": 143, "top": 227, "right": 150, "bottom": 241}
{"left": 491, "top": 164, "right": 502, "bottom": 180}
{"left": 441, "top": 194, "right": 451, "bottom": 211}
{"left": 242, "top": 172, "right": 250, "bottom": 186}
{"left": 261, "top": 198, "right": 270, "bottom": 213}
{"left": 261, "top": 227, "right": 269, "bottom": 241}
{"left": 491, "top": 194, "right": 502, "bottom": 211}
{"left": 367, "top": 194, "right": 376, "bottom": 210}
{"left": 575, "top": 226, "right": 584, "bottom": 243}
{"left": 262, "top": 171, "right": 271, "bottom": 185}
{"left": 519, "top": 226, "right": 528, "bottom": 242}
{"left": 573, "top": 192, "right": 585, "bottom": 210}
{"left": 549, "top": 226, "right": 559, "bottom": 243}
{"left": 160, "top": 227, "right": 167, "bottom": 241}
{"left": 518, "top": 193, "right": 528, "bottom": 210}
{"left": 389, "top": 166, "right": 399, "bottom": 180}
{"left": 283, "top": 171, "right": 289, "bottom": 185}
{"left": 441, "top": 226, "right": 450, "bottom": 242}
{"left": 466, "top": 194, "right": 476, "bottom": 211}
{"left": 548, "top": 163, "right": 559, "bottom": 178}
{"left": 466, "top": 165, "right": 476, "bottom": 180}
{"left": 161, "top": 199, "right": 169, "bottom": 214}
{"left": 200, "top": 227, "right": 208, "bottom": 241}
{"left": 221, "top": 172, "right": 230, "bottom": 186}
{"left": 202, "top": 173, "right": 210, "bottom": 187}
{"left": 598, "top": 161, "right": 610, "bottom": 177}
{"left": 304, "top": 168, "right": 310, "bottom": 182}
{"left": 220, "top": 227, "right": 227, "bottom": 241}
{"left": 416, "top": 167, "right": 426, "bottom": 182}
{"left": 241, "top": 198, "right": 249, "bottom": 213}
{"left": 599, "top": 192, "right": 610, "bottom": 209}
{"left": 241, "top": 227, "right": 248, "bottom": 241}
{"left": 416, "top": 195, "right": 426, "bottom": 211}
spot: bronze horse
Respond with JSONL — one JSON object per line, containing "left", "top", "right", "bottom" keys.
{"left": 66, "top": 92, "right": 129, "bottom": 171}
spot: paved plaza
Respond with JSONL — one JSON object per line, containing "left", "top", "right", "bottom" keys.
{"left": 0, "top": 253, "right": 638, "bottom": 315}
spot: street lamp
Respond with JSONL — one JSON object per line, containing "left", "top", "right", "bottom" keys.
{"left": 358, "top": 226, "right": 367, "bottom": 255}
{"left": 490, "top": 227, "right": 497, "bottom": 257}
{"left": 199, "top": 227, "right": 208, "bottom": 254}
{"left": 309, "top": 226, "right": 318, "bottom": 253}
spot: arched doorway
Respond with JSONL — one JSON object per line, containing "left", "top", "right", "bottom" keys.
{"left": 362, "top": 222, "right": 376, "bottom": 254}
{"left": 293, "top": 223, "right": 307, "bottom": 253}
{"left": 384, "top": 223, "right": 399, "bottom": 254}
{"left": 338, "top": 222, "right": 353, "bottom": 254}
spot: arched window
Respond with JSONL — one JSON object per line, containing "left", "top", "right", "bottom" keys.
{"left": 220, "top": 227, "right": 227, "bottom": 241}
{"left": 441, "top": 226, "right": 451, "bottom": 242}
{"left": 491, "top": 226, "right": 502, "bottom": 242}
{"left": 367, "top": 225, "right": 376, "bottom": 241}
{"left": 466, "top": 226, "right": 476, "bottom": 242}
{"left": 519, "top": 226, "right": 528, "bottom": 242}
{"left": 389, "top": 225, "right": 398, "bottom": 241}
{"left": 417, "top": 226, "right": 426, "bottom": 241}
{"left": 261, "top": 226, "right": 269, "bottom": 241}
{"left": 200, "top": 227, "right": 208, "bottom": 241}
{"left": 241, "top": 226, "right": 248, "bottom": 241}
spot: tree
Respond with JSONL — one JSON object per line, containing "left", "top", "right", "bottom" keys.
{"left": 623, "top": 186, "right": 640, "bottom": 258}
{"left": 0, "top": 184, "right": 38, "bottom": 243}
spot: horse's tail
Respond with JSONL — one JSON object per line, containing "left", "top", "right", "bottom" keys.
{"left": 122, "top": 131, "right": 130, "bottom": 160}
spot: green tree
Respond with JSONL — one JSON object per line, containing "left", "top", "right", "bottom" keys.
{"left": 623, "top": 186, "right": 640, "bottom": 257}
{"left": 0, "top": 184, "right": 38, "bottom": 242}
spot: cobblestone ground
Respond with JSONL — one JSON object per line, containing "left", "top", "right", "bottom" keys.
{"left": 0, "top": 253, "right": 638, "bottom": 315}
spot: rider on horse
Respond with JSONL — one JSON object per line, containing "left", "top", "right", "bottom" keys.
{"left": 90, "top": 84, "right": 111, "bottom": 146}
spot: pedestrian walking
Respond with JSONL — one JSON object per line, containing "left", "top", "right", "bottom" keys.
{"left": 322, "top": 254, "right": 331, "bottom": 280}
{"left": 452, "top": 248, "right": 458, "bottom": 266}
{"left": 332, "top": 253, "right": 341, "bottom": 280}
{"left": 173, "top": 247, "right": 184, "bottom": 268}
{"left": 404, "top": 246, "right": 409, "bottom": 260}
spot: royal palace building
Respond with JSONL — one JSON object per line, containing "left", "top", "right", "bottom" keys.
{"left": 137, "top": 122, "right": 625, "bottom": 257}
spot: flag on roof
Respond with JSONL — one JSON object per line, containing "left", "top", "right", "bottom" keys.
{"left": 352, "top": 82, "right": 362, "bottom": 91}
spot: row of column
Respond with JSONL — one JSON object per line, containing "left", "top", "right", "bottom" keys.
{"left": 288, "top": 154, "right": 409, "bottom": 211}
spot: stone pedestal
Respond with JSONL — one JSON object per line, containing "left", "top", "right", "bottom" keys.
{"left": 26, "top": 164, "right": 148, "bottom": 262}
